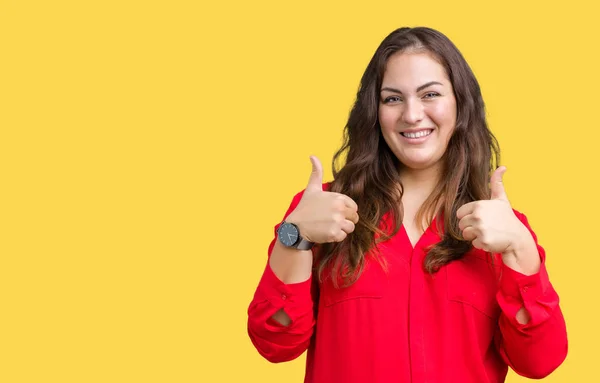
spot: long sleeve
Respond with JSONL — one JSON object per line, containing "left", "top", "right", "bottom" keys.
{"left": 494, "top": 211, "right": 568, "bottom": 378}
{"left": 247, "top": 190, "right": 318, "bottom": 363}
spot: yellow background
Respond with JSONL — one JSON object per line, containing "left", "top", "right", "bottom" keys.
{"left": 1, "top": 0, "right": 596, "bottom": 382}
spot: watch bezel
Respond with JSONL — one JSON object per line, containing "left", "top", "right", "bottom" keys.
{"left": 277, "top": 221, "right": 301, "bottom": 247}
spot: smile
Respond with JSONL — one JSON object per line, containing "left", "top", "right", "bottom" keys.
{"left": 400, "top": 129, "right": 433, "bottom": 138}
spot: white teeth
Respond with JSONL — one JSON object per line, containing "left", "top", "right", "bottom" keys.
{"left": 402, "top": 130, "right": 432, "bottom": 138}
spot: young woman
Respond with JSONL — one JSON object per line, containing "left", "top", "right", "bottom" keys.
{"left": 247, "top": 26, "right": 567, "bottom": 383}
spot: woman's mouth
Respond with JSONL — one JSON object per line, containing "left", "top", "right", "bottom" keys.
{"left": 400, "top": 129, "right": 433, "bottom": 139}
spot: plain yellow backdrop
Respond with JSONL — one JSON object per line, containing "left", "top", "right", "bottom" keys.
{"left": 1, "top": 0, "right": 597, "bottom": 382}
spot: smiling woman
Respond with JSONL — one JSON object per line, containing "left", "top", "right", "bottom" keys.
{"left": 246, "top": 26, "right": 567, "bottom": 383}
{"left": 379, "top": 53, "right": 457, "bottom": 171}
{"left": 378, "top": 51, "right": 459, "bottom": 247}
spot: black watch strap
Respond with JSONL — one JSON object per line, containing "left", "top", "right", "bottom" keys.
{"left": 294, "top": 237, "right": 315, "bottom": 250}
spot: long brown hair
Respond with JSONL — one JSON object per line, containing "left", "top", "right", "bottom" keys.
{"left": 316, "top": 27, "right": 500, "bottom": 287}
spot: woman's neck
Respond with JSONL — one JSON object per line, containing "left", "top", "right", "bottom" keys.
{"left": 398, "top": 163, "right": 442, "bottom": 197}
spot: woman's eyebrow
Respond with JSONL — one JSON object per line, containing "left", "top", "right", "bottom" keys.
{"left": 380, "top": 81, "right": 444, "bottom": 94}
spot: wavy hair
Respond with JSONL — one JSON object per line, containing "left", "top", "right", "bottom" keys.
{"left": 316, "top": 27, "right": 500, "bottom": 287}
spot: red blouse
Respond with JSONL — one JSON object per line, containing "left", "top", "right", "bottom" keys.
{"left": 247, "top": 187, "right": 567, "bottom": 383}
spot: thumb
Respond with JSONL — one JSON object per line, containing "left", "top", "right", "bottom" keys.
{"left": 490, "top": 166, "right": 508, "bottom": 201}
{"left": 305, "top": 155, "right": 323, "bottom": 192}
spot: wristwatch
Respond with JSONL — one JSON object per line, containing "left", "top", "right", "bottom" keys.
{"left": 277, "top": 221, "right": 315, "bottom": 250}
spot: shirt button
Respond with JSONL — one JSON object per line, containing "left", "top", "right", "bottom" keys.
{"left": 281, "top": 294, "right": 287, "bottom": 300}
{"left": 522, "top": 286, "right": 529, "bottom": 292}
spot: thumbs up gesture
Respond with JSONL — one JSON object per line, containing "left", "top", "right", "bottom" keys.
{"left": 456, "top": 166, "right": 528, "bottom": 254}
{"left": 285, "top": 156, "right": 360, "bottom": 244}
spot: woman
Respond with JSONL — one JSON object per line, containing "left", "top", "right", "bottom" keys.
{"left": 247, "top": 27, "right": 567, "bottom": 383}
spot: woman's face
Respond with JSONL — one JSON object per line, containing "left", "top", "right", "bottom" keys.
{"left": 378, "top": 51, "right": 457, "bottom": 173}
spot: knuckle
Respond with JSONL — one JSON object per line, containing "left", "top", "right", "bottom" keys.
{"left": 348, "top": 197, "right": 358, "bottom": 209}
{"left": 479, "top": 235, "right": 489, "bottom": 246}
{"left": 333, "top": 213, "right": 344, "bottom": 225}
{"left": 328, "top": 228, "right": 338, "bottom": 241}
{"left": 333, "top": 199, "right": 345, "bottom": 211}
{"left": 463, "top": 228, "right": 473, "bottom": 239}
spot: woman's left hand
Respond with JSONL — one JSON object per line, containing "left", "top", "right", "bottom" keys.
{"left": 456, "top": 166, "right": 532, "bottom": 256}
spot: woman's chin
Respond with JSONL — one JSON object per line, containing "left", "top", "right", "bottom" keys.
{"left": 399, "top": 156, "right": 442, "bottom": 172}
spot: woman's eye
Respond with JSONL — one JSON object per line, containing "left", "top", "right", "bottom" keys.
{"left": 383, "top": 96, "right": 401, "bottom": 103}
{"left": 423, "top": 92, "right": 440, "bottom": 99}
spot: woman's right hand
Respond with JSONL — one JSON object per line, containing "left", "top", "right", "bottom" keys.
{"left": 285, "top": 156, "right": 359, "bottom": 244}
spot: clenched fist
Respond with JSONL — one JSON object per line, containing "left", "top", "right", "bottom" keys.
{"left": 286, "top": 156, "right": 359, "bottom": 244}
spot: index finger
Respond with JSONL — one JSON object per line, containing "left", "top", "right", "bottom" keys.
{"left": 344, "top": 208, "right": 359, "bottom": 224}
{"left": 341, "top": 195, "right": 358, "bottom": 212}
{"left": 456, "top": 201, "right": 476, "bottom": 220}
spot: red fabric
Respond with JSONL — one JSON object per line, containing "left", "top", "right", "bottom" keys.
{"left": 247, "top": 186, "right": 567, "bottom": 383}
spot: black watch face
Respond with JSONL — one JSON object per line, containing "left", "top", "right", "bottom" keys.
{"left": 279, "top": 223, "right": 299, "bottom": 247}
